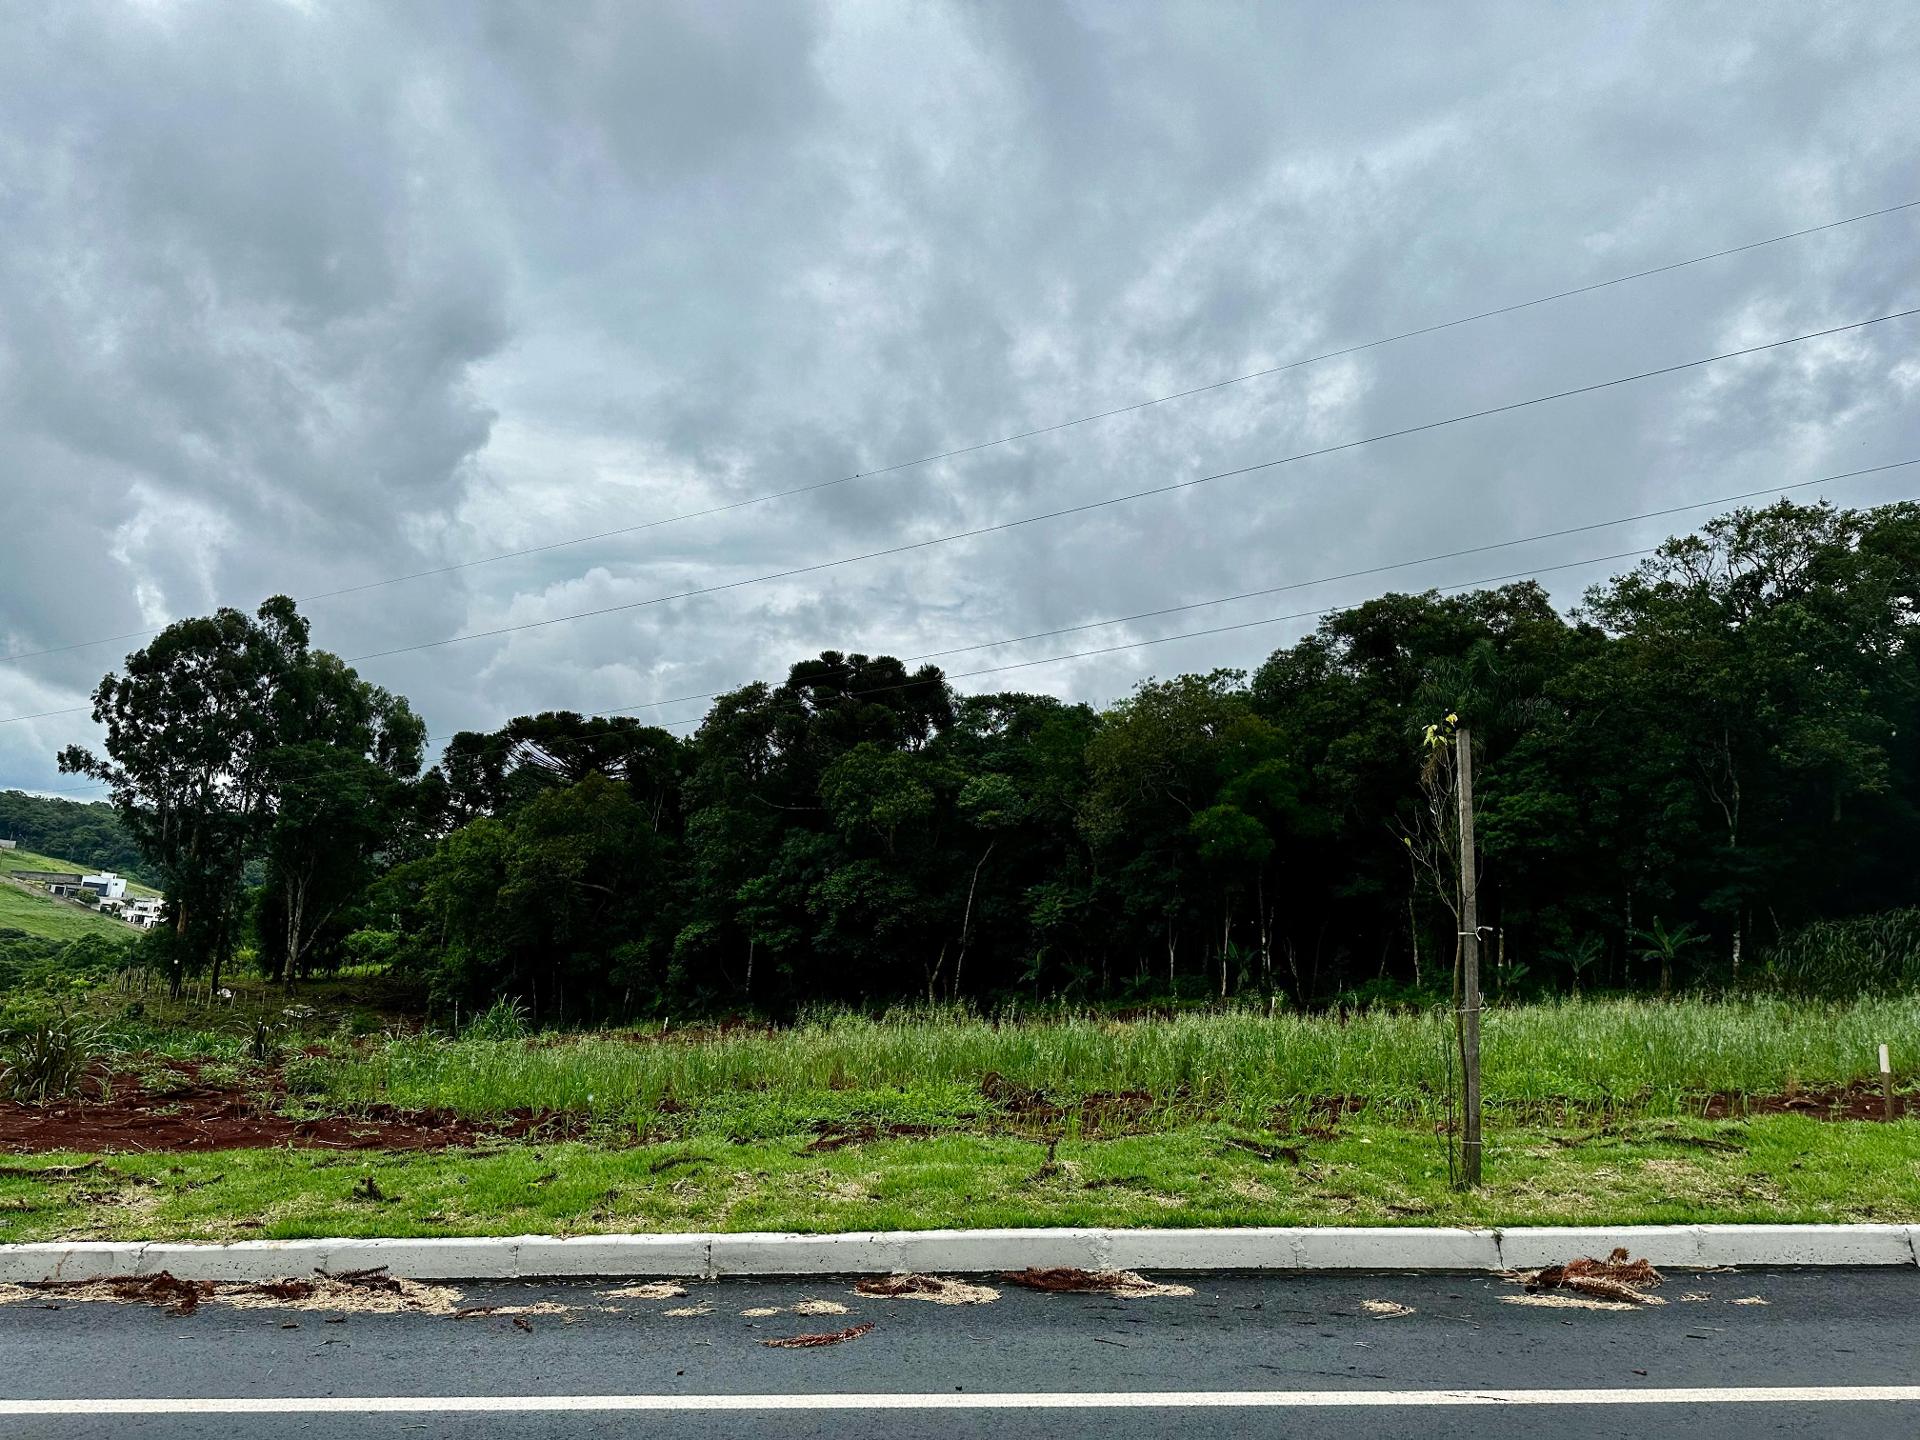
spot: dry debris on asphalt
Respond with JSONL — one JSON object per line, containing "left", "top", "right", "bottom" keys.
{"left": 760, "top": 1321, "right": 875, "bottom": 1349}
{"left": 741, "top": 1299, "right": 851, "bottom": 1317}
{"left": 855, "top": 1274, "right": 1000, "bottom": 1305}
{"left": 0, "top": 1265, "right": 464, "bottom": 1317}
{"left": 1501, "top": 1248, "right": 1668, "bottom": 1311}
{"left": 1360, "top": 1299, "right": 1415, "bottom": 1317}
{"left": 1000, "top": 1267, "right": 1195, "bottom": 1298}
{"left": 599, "top": 1282, "right": 688, "bottom": 1301}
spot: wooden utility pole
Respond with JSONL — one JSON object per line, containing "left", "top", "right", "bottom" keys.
{"left": 1456, "top": 724, "right": 1484, "bottom": 1186}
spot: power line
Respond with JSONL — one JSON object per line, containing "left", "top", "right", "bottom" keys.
{"left": 902, "top": 462, "right": 1919, "bottom": 664}
{"left": 583, "top": 458, "right": 1917, "bottom": 719}
{"left": 627, "top": 544, "right": 1661, "bottom": 732}
{"left": 22, "top": 485, "right": 1914, "bottom": 775}
{"left": 338, "top": 306, "right": 1920, "bottom": 664}
{"left": 5, "top": 445, "right": 1914, "bottom": 740}
{"left": 1, "top": 197, "right": 1913, "bottom": 673}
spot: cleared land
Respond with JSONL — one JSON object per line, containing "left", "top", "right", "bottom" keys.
{"left": 1, "top": 996, "right": 1916, "bottom": 1241}
{"left": 0, "top": 885, "right": 134, "bottom": 943}
{"left": 0, "top": 847, "right": 155, "bottom": 943}
{"left": 0, "top": 848, "right": 159, "bottom": 897}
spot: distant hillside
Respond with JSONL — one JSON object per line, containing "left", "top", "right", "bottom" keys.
{"left": 0, "top": 840, "right": 155, "bottom": 943}
{"left": 0, "top": 790, "right": 153, "bottom": 886}
{"left": 0, "top": 846, "right": 160, "bottom": 898}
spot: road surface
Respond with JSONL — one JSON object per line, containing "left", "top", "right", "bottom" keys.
{"left": 2, "top": 1268, "right": 1916, "bottom": 1437}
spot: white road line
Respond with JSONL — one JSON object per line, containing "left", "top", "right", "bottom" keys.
{"left": 3, "top": 1389, "right": 1920, "bottom": 1415}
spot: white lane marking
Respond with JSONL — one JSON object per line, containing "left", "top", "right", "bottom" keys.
{"left": 2, "top": 1389, "right": 1920, "bottom": 1415}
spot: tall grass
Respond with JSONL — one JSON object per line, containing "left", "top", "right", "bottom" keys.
{"left": 1763, "top": 909, "right": 1920, "bottom": 996}
{"left": 303, "top": 996, "right": 1920, "bottom": 1132}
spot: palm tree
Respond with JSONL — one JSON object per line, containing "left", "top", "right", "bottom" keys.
{"left": 1633, "top": 918, "right": 1707, "bottom": 998}
{"left": 1547, "top": 934, "right": 1605, "bottom": 997}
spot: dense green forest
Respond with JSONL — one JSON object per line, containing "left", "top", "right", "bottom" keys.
{"left": 46, "top": 500, "right": 1920, "bottom": 1016}
{"left": 0, "top": 791, "right": 151, "bottom": 884}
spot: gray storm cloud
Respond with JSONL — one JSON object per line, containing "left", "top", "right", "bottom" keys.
{"left": 2, "top": 0, "right": 1917, "bottom": 793}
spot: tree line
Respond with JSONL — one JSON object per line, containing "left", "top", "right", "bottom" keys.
{"left": 0, "top": 790, "right": 154, "bottom": 885}
{"left": 54, "top": 500, "right": 1920, "bottom": 1015}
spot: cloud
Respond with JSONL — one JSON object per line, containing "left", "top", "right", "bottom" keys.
{"left": 2, "top": 0, "right": 1918, "bottom": 793}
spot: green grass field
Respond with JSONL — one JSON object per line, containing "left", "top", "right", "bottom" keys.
{"left": 3, "top": 1113, "right": 1916, "bottom": 1244}
{"left": 6, "top": 994, "right": 1918, "bottom": 1243}
{"left": 0, "top": 883, "right": 136, "bottom": 942}
{"left": 0, "top": 845, "right": 156, "bottom": 942}
{"left": 300, "top": 997, "right": 1920, "bottom": 1130}
{"left": 0, "top": 846, "right": 159, "bottom": 897}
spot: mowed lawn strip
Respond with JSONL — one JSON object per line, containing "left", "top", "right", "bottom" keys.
{"left": 3, "top": 1116, "right": 1918, "bottom": 1244}
{"left": 0, "top": 884, "right": 134, "bottom": 943}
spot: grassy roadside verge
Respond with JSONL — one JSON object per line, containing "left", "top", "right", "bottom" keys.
{"left": 4, "top": 1116, "right": 1918, "bottom": 1244}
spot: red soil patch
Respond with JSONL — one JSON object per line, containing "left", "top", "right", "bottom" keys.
{"left": 1699, "top": 1082, "right": 1910, "bottom": 1122}
{"left": 978, "top": 1072, "right": 1157, "bottom": 1133}
{"left": 0, "top": 1064, "right": 590, "bottom": 1154}
{"left": 801, "top": 1122, "right": 938, "bottom": 1152}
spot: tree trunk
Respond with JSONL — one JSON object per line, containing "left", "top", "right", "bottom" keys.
{"left": 926, "top": 943, "right": 947, "bottom": 1006}
{"left": 1257, "top": 873, "right": 1273, "bottom": 997}
{"left": 1219, "top": 907, "right": 1230, "bottom": 1000}
{"left": 954, "top": 841, "right": 994, "bottom": 1002}
{"left": 1407, "top": 889, "right": 1421, "bottom": 988}
{"left": 284, "top": 875, "right": 306, "bottom": 995}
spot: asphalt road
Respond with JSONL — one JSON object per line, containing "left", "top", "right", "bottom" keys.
{"left": 2, "top": 1268, "right": 1917, "bottom": 1438}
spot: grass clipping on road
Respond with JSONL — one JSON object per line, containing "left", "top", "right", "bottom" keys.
{"left": 1503, "top": 1248, "right": 1668, "bottom": 1311}
{"left": 0, "top": 1266, "right": 463, "bottom": 1317}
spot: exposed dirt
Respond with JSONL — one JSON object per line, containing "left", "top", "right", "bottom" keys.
{"left": 978, "top": 1073, "right": 1158, "bottom": 1133}
{"left": 1700, "top": 1082, "right": 1910, "bottom": 1121}
{"left": 0, "top": 1062, "right": 591, "bottom": 1154}
{"left": 1268, "top": 1095, "right": 1372, "bottom": 1139}
{"left": 801, "top": 1122, "right": 938, "bottom": 1153}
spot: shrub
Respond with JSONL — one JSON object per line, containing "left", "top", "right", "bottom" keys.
{"left": 463, "top": 996, "right": 531, "bottom": 1041}
{"left": 1763, "top": 909, "right": 1920, "bottom": 997}
{"left": 281, "top": 1054, "right": 331, "bottom": 1096}
{"left": 0, "top": 1013, "right": 104, "bottom": 1102}
{"left": 247, "top": 1019, "right": 282, "bottom": 1064}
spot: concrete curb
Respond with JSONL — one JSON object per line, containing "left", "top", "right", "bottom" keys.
{"left": 3, "top": 1225, "right": 1916, "bottom": 1284}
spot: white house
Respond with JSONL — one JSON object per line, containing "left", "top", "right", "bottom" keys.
{"left": 80, "top": 872, "right": 128, "bottom": 901}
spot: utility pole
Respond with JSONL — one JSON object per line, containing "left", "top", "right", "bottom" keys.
{"left": 1456, "top": 723, "right": 1483, "bottom": 1186}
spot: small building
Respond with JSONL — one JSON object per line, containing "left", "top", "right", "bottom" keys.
{"left": 80, "top": 872, "right": 128, "bottom": 901}
{"left": 12, "top": 869, "right": 84, "bottom": 893}
{"left": 123, "top": 896, "right": 165, "bottom": 930}
{"left": 0, "top": 839, "right": 15, "bottom": 850}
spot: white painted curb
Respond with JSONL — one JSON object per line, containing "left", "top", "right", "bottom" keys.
{"left": 2, "top": 1225, "right": 1916, "bottom": 1284}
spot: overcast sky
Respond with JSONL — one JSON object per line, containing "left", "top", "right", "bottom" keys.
{"left": 2, "top": 0, "right": 1917, "bottom": 796}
